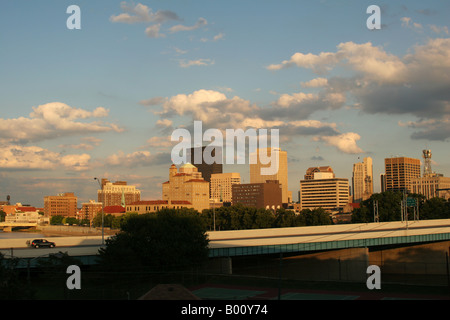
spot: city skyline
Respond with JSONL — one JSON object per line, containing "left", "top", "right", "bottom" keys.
{"left": 1, "top": 1, "right": 450, "bottom": 207}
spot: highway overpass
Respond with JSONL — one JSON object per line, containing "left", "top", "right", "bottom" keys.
{"left": 1, "top": 218, "right": 450, "bottom": 266}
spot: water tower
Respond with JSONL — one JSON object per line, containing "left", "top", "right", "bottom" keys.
{"left": 422, "top": 149, "right": 433, "bottom": 177}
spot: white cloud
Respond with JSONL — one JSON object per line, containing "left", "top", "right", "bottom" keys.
{"left": 0, "top": 145, "right": 91, "bottom": 171}
{"left": 145, "top": 24, "right": 165, "bottom": 38}
{"left": 153, "top": 89, "right": 361, "bottom": 153}
{"left": 110, "top": 2, "right": 180, "bottom": 24}
{"left": 178, "top": 58, "right": 214, "bottom": 68}
{"left": 318, "top": 133, "right": 364, "bottom": 154}
{"left": 301, "top": 77, "right": 328, "bottom": 88}
{"left": 267, "top": 38, "right": 450, "bottom": 141}
{"left": 169, "top": 17, "right": 208, "bottom": 33}
{"left": 0, "top": 102, "right": 122, "bottom": 144}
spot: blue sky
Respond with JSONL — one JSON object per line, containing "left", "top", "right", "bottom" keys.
{"left": 1, "top": 1, "right": 450, "bottom": 207}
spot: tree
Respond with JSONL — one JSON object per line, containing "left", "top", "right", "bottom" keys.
{"left": 298, "top": 208, "right": 333, "bottom": 226}
{"left": 98, "top": 209, "right": 209, "bottom": 272}
{"left": 420, "top": 197, "right": 450, "bottom": 220}
{"left": 50, "top": 215, "right": 64, "bottom": 225}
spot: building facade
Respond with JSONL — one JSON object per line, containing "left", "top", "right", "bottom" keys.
{"left": 352, "top": 157, "right": 373, "bottom": 203}
{"left": 232, "top": 180, "right": 282, "bottom": 210}
{"left": 300, "top": 178, "right": 349, "bottom": 212}
{"left": 44, "top": 192, "right": 77, "bottom": 217}
{"left": 162, "top": 163, "right": 210, "bottom": 213}
{"left": 411, "top": 175, "right": 450, "bottom": 200}
{"left": 210, "top": 172, "right": 241, "bottom": 203}
{"left": 98, "top": 179, "right": 141, "bottom": 207}
{"left": 384, "top": 157, "right": 421, "bottom": 193}
{"left": 188, "top": 146, "right": 223, "bottom": 183}
{"left": 80, "top": 200, "right": 103, "bottom": 221}
{"left": 250, "top": 148, "right": 289, "bottom": 205}
{"left": 126, "top": 200, "right": 193, "bottom": 214}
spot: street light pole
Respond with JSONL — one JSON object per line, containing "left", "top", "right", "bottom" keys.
{"left": 94, "top": 177, "right": 104, "bottom": 245}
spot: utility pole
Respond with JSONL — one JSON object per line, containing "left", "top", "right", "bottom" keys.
{"left": 373, "top": 199, "right": 379, "bottom": 223}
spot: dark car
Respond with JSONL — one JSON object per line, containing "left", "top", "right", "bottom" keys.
{"left": 26, "top": 239, "right": 56, "bottom": 248}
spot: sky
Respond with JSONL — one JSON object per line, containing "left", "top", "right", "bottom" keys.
{"left": 1, "top": 0, "right": 450, "bottom": 207}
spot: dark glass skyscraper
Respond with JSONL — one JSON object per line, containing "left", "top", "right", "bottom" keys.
{"left": 188, "top": 146, "right": 223, "bottom": 182}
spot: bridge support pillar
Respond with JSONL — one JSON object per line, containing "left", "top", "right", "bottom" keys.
{"left": 208, "top": 257, "right": 233, "bottom": 275}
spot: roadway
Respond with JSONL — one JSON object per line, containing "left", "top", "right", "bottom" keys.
{"left": 1, "top": 219, "right": 450, "bottom": 259}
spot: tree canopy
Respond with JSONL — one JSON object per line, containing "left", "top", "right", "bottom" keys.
{"left": 98, "top": 209, "right": 210, "bottom": 272}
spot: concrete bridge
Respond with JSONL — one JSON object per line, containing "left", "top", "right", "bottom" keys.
{"left": 1, "top": 219, "right": 450, "bottom": 283}
{"left": 0, "top": 222, "right": 37, "bottom": 232}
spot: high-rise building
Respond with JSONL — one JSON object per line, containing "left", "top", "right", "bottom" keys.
{"left": 210, "top": 172, "right": 241, "bottom": 203}
{"left": 44, "top": 192, "right": 77, "bottom": 217}
{"left": 411, "top": 150, "right": 450, "bottom": 200}
{"left": 98, "top": 179, "right": 140, "bottom": 207}
{"left": 250, "top": 148, "right": 289, "bottom": 205}
{"left": 352, "top": 157, "right": 373, "bottom": 203}
{"left": 232, "top": 180, "right": 282, "bottom": 210}
{"left": 300, "top": 173, "right": 349, "bottom": 212}
{"left": 384, "top": 157, "right": 421, "bottom": 193}
{"left": 188, "top": 146, "right": 223, "bottom": 183}
{"left": 162, "top": 163, "right": 210, "bottom": 212}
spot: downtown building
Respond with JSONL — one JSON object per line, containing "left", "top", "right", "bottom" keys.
{"left": 384, "top": 157, "right": 421, "bottom": 193}
{"left": 411, "top": 150, "right": 450, "bottom": 200}
{"left": 188, "top": 146, "right": 223, "bottom": 183}
{"left": 300, "top": 167, "right": 350, "bottom": 212}
{"left": 97, "top": 179, "right": 141, "bottom": 207}
{"left": 44, "top": 192, "right": 78, "bottom": 217}
{"left": 80, "top": 200, "right": 103, "bottom": 221}
{"left": 232, "top": 180, "right": 283, "bottom": 210}
{"left": 210, "top": 172, "right": 241, "bottom": 204}
{"left": 352, "top": 157, "right": 374, "bottom": 203}
{"left": 250, "top": 147, "right": 290, "bottom": 206}
{"left": 162, "top": 163, "right": 210, "bottom": 213}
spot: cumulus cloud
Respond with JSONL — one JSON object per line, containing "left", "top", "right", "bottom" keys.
{"left": 0, "top": 145, "right": 91, "bottom": 171}
{"left": 267, "top": 38, "right": 450, "bottom": 141}
{"left": 317, "top": 133, "right": 363, "bottom": 154}
{"left": 150, "top": 89, "right": 362, "bottom": 154}
{"left": 169, "top": 17, "right": 208, "bottom": 33}
{"left": 145, "top": 24, "right": 165, "bottom": 38}
{"left": 110, "top": 2, "right": 180, "bottom": 24}
{"left": 301, "top": 77, "right": 328, "bottom": 88}
{"left": 0, "top": 102, "right": 122, "bottom": 144}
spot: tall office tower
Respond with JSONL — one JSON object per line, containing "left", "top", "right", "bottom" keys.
{"left": 232, "top": 180, "right": 282, "bottom": 210}
{"left": 188, "top": 146, "right": 223, "bottom": 183}
{"left": 98, "top": 179, "right": 141, "bottom": 207}
{"left": 300, "top": 176, "right": 349, "bottom": 212}
{"left": 352, "top": 157, "right": 373, "bottom": 203}
{"left": 210, "top": 172, "right": 241, "bottom": 203}
{"left": 250, "top": 148, "right": 289, "bottom": 205}
{"left": 384, "top": 157, "right": 421, "bottom": 193}
{"left": 162, "top": 163, "right": 210, "bottom": 213}
{"left": 44, "top": 192, "right": 78, "bottom": 217}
